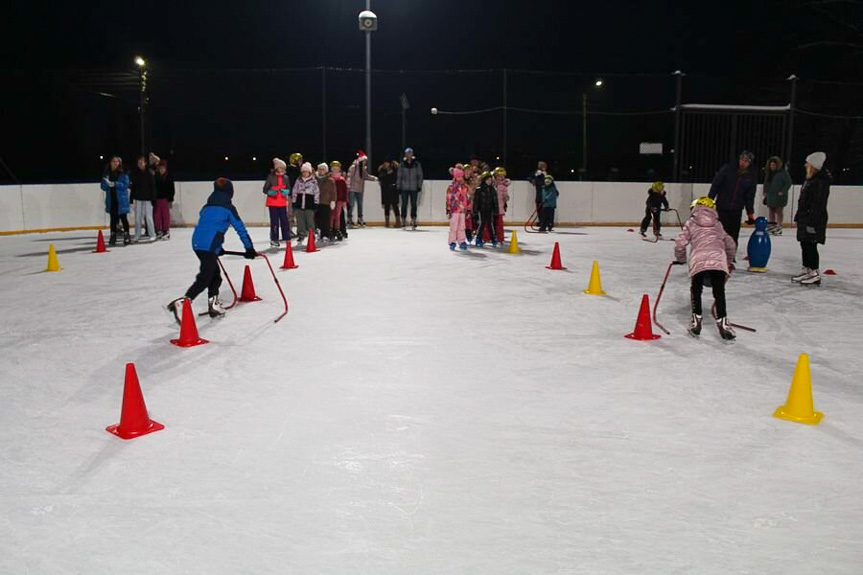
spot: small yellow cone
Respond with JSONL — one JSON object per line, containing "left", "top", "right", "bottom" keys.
{"left": 583, "top": 260, "right": 606, "bottom": 295}
{"left": 507, "top": 229, "right": 521, "bottom": 254}
{"left": 46, "top": 244, "right": 61, "bottom": 272}
{"left": 774, "top": 353, "right": 823, "bottom": 425}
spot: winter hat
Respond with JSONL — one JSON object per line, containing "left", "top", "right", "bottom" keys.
{"left": 404, "top": 147, "right": 414, "bottom": 155}
{"left": 207, "top": 178, "right": 234, "bottom": 206}
{"left": 317, "top": 162, "right": 329, "bottom": 173}
{"left": 273, "top": 157, "right": 287, "bottom": 171}
{"left": 453, "top": 168, "right": 464, "bottom": 180}
{"left": 806, "top": 152, "right": 826, "bottom": 170}
{"left": 356, "top": 150, "right": 368, "bottom": 161}
{"left": 300, "top": 162, "right": 313, "bottom": 174}
{"left": 739, "top": 150, "right": 755, "bottom": 163}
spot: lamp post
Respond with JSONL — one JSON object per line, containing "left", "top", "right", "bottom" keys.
{"left": 581, "top": 79, "right": 603, "bottom": 179}
{"left": 135, "top": 56, "right": 148, "bottom": 156}
{"left": 358, "top": 5, "right": 378, "bottom": 166}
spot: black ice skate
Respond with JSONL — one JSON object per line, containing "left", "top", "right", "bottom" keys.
{"left": 688, "top": 313, "right": 702, "bottom": 337}
{"left": 716, "top": 317, "right": 736, "bottom": 340}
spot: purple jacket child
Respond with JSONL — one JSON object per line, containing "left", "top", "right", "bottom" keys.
{"left": 675, "top": 206, "right": 737, "bottom": 277}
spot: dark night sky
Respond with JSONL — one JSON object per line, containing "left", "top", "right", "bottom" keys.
{"left": 2, "top": 1, "right": 861, "bottom": 183}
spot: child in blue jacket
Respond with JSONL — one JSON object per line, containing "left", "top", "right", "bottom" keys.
{"left": 539, "top": 175, "right": 559, "bottom": 232}
{"left": 167, "top": 178, "right": 256, "bottom": 322}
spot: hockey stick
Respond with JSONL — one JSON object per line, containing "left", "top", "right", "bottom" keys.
{"left": 663, "top": 208, "right": 684, "bottom": 229}
{"left": 709, "top": 273, "right": 756, "bottom": 332}
{"left": 653, "top": 262, "right": 681, "bottom": 335}
{"left": 222, "top": 251, "right": 289, "bottom": 323}
{"left": 217, "top": 257, "right": 238, "bottom": 310}
{"left": 524, "top": 208, "right": 541, "bottom": 233}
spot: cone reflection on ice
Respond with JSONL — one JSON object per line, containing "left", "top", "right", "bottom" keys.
{"left": 46, "top": 244, "right": 61, "bottom": 272}
{"left": 583, "top": 260, "right": 606, "bottom": 295}
{"left": 774, "top": 353, "right": 823, "bottom": 425}
{"left": 170, "top": 298, "right": 209, "bottom": 347}
{"left": 239, "top": 265, "right": 262, "bottom": 302}
{"left": 546, "top": 242, "right": 566, "bottom": 270}
{"left": 508, "top": 229, "right": 521, "bottom": 254}
{"left": 280, "top": 242, "right": 299, "bottom": 269}
{"left": 106, "top": 363, "right": 164, "bottom": 440}
{"left": 625, "top": 294, "right": 661, "bottom": 340}
{"left": 305, "top": 230, "right": 318, "bottom": 253}
{"left": 93, "top": 230, "right": 109, "bottom": 253}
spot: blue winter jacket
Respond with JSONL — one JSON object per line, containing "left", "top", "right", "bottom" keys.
{"left": 191, "top": 187, "right": 254, "bottom": 254}
{"left": 101, "top": 172, "right": 131, "bottom": 215}
{"left": 541, "top": 183, "right": 559, "bottom": 208}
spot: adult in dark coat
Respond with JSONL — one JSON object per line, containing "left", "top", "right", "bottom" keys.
{"left": 530, "top": 161, "right": 548, "bottom": 219}
{"left": 792, "top": 152, "right": 831, "bottom": 286}
{"left": 707, "top": 151, "right": 757, "bottom": 249}
{"left": 377, "top": 160, "right": 400, "bottom": 227}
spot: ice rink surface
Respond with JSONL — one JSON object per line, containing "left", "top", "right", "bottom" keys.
{"left": 1, "top": 224, "right": 862, "bottom": 574}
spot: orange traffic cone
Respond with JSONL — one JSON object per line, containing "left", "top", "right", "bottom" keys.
{"left": 546, "top": 242, "right": 566, "bottom": 270}
{"left": 239, "top": 265, "right": 262, "bottom": 302}
{"left": 93, "top": 230, "right": 109, "bottom": 253}
{"left": 170, "top": 298, "right": 209, "bottom": 347}
{"left": 280, "top": 242, "right": 299, "bottom": 270}
{"left": 625, "top": 294, "right": 661, "bottom": 340}
{"left": 305, "top": 230, "right": 319, "bottom": 253}
{"left": 106, "top": 363, "right": 164, "bottom": 439}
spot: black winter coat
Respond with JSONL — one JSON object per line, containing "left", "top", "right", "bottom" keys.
{"left": 287, "top": 165, "right": 302, "bottom": 190}
{"left": 794, "top": 170, "right": 831, "bottom": 244}
{"left": 645, "top": 189, "right": 669, "bottom": 211}
{"left": 708, "top": 162, "right": 756, "bottom": 214}
{"left": 155, "top": 172, "right": 175, "bottom": 202}
{"left": 474, "top": 183, "right": 499, "bottom": 215}
{"left": 129, "top": 168, "right": 157, "bottom": 202}
{"left": 378, "top": 168, "right": 398, "bottom": 203}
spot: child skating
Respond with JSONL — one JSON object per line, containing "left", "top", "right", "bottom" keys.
{"left": 446, "top": 168, "right": 471, "bottom": 251}
{"left": 167, "top": 178, "right": 256, "bottom": 323}
{"left": 640, "top": 181, "right": 670, "bottom": 239}
{"left": 539, "top": 175, "right": 559, "bottom": 232}
{"left": 474, "top": 172, "right": 500, "bottom": 247}
{"left": 674, "top": 196, "right": 738, "bottom": 340}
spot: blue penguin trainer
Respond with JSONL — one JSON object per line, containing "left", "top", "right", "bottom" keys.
{"left": 747, "top": 216, "right": 772, "bottom": 272}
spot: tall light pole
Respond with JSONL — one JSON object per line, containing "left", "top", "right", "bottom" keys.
{"left": 359, "top": 5, "right": 377, "bottom": 166}
{"left": 581, "top": 78, "right": 603, "bottom": 179}
{"left": 135, "top": 56, "right": 148, "bottom": 156}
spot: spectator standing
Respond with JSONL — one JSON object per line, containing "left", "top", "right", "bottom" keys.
{"left": 397, "top": 147, "right": 423, "bottom": 230}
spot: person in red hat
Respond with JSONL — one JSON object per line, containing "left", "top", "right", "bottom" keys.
{"left": 346, "top": 150, "right": 377, "bottom": 227}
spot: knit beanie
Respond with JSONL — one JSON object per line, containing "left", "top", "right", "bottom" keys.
{"left": 301, "top": 162, "right": 313, "bottom": 174}
{"left": 273, "top": 157, "right": 287, "bottom": 171}
{"left": 806, "top": 152, "right": 826, "bottom": 170}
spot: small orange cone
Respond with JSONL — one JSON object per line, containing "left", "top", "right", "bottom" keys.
{"left": 774, "top": 353, "right": 823, "bottom": 425}
{"left": 170, "top": 298, "right": 209, "bottom": 347}
{"left": 305, "top": 230, "right": 319, "bottom": 253}
{"left": 93, "top": 230, "right": 109, "bottom": 253}
{"left": 239, "top": 265, "right": 262, "bottom": 302}
{"left": 106, "top": 363, "right": 164, "bottom": 439}
{"left": 546, "top": 242, "right": 567, "bottom": 270}
{"left": 625, "top": 294, "right": 661, "bottom": 340}
{"left": 280, "top": 242, "right": 299, "bottom": 270}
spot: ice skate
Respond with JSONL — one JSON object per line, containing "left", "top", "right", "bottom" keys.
{"left": 449, "top": 243, "right": 457, "bottom": 251}
{"left": 799, "top": 269, "right": 821, "bottom": 286}
{"left": 161, "top": 231, "right": 170, "bottom": 240}
{"left": 166, "top": 297, "right": 185, "bottom": 326}
{"left": 207, "top": 296, "right": 226, "bottom": 318}
{"left": 639, "top": 229, "right": 647, "bottom": 237}
{"left": 459, "top": 242, "right": 468, "bottom": 251}
{"left": 270, "top": 240, "right": 280, "bottom": 248}
{"left": 123, "top": 232, "right": 131, "bottom": 246}
{"left": 791, "top": 268, "right": 812, "bottom": 283}
{"left": 688, "top": 313, "right": 703, "bottom": 337}
{"left": 492, "top": 240, "right": 500, "bottom": 248}
{"left": 108, "top": 232, "right": 117, "bottom": 247}
{"left": 411, "top": 219, "right": 417, "bottom": 230}
{"left": 716, "top": 317, "right": 736, "bottom": 340}
{"left": 358, "top": 218, "right": 366, "bottom": 227}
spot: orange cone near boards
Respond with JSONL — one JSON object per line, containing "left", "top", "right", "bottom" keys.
{"left": 93, "top": 230, "right": 109, "bottom": 253}
{"left": 239, "top": 265, "right": 262, "bottom": 302}
{"left": 625, "top": 294, "right": 661, "bottom": 340}
{"left": 280, "top": 242, "right": 299, "bottom": 269}
{"left": 546, "top": 242, "right": 566, "bottom": 270}
{"left": 106, "top": 363, "right": 164, "bottom": 440}
{"left": 170, "top": 298, "right": 209, "bottom": 347}
{"left": 305, "top": 230, "right": 318, "bottom": 253}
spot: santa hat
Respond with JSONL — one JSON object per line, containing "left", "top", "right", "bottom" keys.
{"left": 301, "top": 162, "right": 313, "bottom": 173}
{"left": 273, "top": 157, "right": 287, "bottom": 170}
{"left": 806, "top": 152, "right": 826, "bottom": 171}
{"left": 356, "top": 150, "right": 368, "bottom": 160}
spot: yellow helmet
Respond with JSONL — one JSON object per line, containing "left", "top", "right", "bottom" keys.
{"left": 492, "top": 166, "right": 507, "bottom": 177}
{"left": 691, "top": 196, "right": 715, "bottom": 210}
{"left": 480, "top": 171, "right": 492, "bottom": 182}
{"left": 651, "top": 181, "right": 665, "bottom": 192}
{"left": 289, "top": 152, "right": 303, "bottom": 165}
{"left": 329, "top": 160, "right": 342, "bottom": 169}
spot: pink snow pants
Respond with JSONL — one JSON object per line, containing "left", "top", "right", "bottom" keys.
{"left": 448, "top": 213, "right": 466, "bottom": 245}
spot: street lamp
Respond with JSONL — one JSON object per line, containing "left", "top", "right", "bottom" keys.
{"left": 134, "top": 56, "right": 148, "bottom": 156}
{"left": 358, "top": 6, "right": 378, "bottom": 166}
{"left": 581, "top": 79, "right": 604, "bottom": 179}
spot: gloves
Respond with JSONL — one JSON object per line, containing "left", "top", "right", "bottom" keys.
{"left": 244, "top": 247, "right": 257, "bottom": 260}
{"left": 672, "top": 260, "right": 686, "bottom": 266}
{"left": 103, "top": 178, "right": 115, "bottom": 188}
{"left": 267, "top": 190, "right": 278, "bottom": 197}
{"left": 330, "top": 201, "right": 336, "bottom": 210}
{"left": 806, "top": 226, "right": 816, "bottom": 234}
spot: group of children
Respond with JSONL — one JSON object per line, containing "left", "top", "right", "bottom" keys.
{"left": 444, "top": 161, "right": 514, "bottom": 250}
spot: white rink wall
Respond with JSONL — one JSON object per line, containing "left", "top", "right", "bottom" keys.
{"left": 2, "top": 180, "right": 862, "bottom": 233}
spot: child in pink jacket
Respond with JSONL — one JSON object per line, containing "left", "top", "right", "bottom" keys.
{"left": 446, "top": 168, "right": 471, "bottom": 251}
{"left": 674, "top": 197, "right": 738, "bottom": 340}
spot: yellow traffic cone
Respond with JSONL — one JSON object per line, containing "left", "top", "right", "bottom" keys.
{"left": 507, "top": 229, "right": 521, "bottom": 254}
{"left": 583, "top": 260, "right": 606, "bottom": 295}
{"left": 773, "top": 353, "right": 823, "bottom": 425}
{"left": 46, "top": 244, "right": 61, "bottom": 272}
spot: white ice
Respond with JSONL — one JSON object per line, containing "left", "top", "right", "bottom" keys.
{"left": 1, "top": 225, "right": 862, "bottom": 574}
